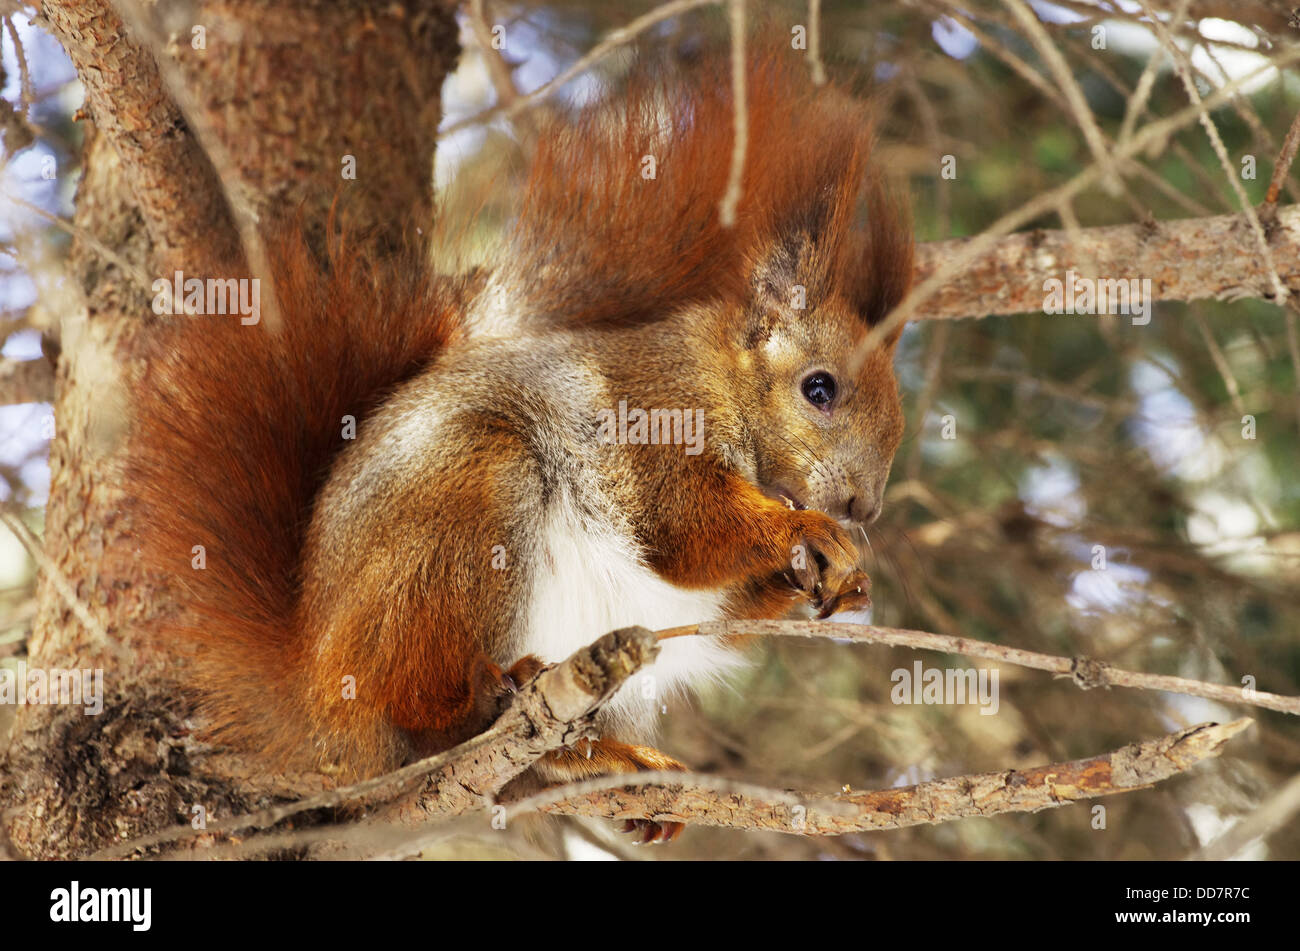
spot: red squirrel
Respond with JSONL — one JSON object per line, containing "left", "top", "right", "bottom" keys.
{"left": 126, "top": 50, "right": 912, "bottom": 842}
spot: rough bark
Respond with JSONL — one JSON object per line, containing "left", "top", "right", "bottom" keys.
{"left": 2, "top": 0, "right": 460, "bottom": 861}
{"left": 39, "top": 0, "right": 241, "bottom": 269}
{"left": 913, "top": 205, "right": 1300, "bottom": 321}
{"left": 90, "top": 627, "right": 661, "bottom": 858}
{"left": 534, "top": 719, "right": 1252, "bottom": 835}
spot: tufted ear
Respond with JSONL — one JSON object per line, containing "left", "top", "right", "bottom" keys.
{"left": 746, "top": 168, "right": 910, "bottom": 343}
{"left": 750, "top": 234, "right": 812, "bottom": 316}
{"left": 844, "top": 174, "right": 914, "bottom": 339}
{"left": 749, "top": 218, "right": 846, "bottom": 321}
{"left": 739, "top": 236, "right": 818, "bottom": 351}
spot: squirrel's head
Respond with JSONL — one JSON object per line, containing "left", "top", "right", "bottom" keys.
{"left": 734, "top": 201, "right": 911, "bottom": 528}
{"left": 741, "top": 310, "right": 903, "bottom": 528}
{"left": 496, "top": 48, "right": 913, "bottom": 529}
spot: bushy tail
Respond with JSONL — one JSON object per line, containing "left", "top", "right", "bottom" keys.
{"left": 127, "top": 227, "right": 463, "bottom": 766}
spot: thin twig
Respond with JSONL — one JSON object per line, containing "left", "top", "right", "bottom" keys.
{"left": 438, "top": 0, "right": 719, "bottom": 140}
{"left": 850, "top": 44, "right": 1300, "bottom": 368}
{"left": 1192, "top": 769, "right": 1300, "bottom": 860}
{"left": 1194, "top": 310, "right": 1246, "bottom": 416}
{"left": 0, "top": 509, "right": 113, "bottom": 653}
{"left": 3, "top": 15, "right": 33, "bottom": 118}
{"left": 658, "top": 619, "right": 1300, "bottom": 716}
{"left": 1117, "top": 39, "right": 1165, "bottom": 148}
{"left": 469, "top": 0, "right": 526, "bottom": 123}
{"left": 1262, "top": 105, "right": 1300, "bottom": 224}
{"left": 807, "top": 0, "right": 826, "bottom": 86}
{"left": 1140, "top": 0, "right": 1288, "bottom": 304}
{"left": 717, "top": 0, "right": 747, "bottom": 227}
{"left": 1003, "top": 0, "right": 1121, "bottom": 194}
{"left": 1285, "top": 301, "right": 1300, "bottom": 427}
{"left": 4, "top": 192, "right": 156, "bottom": 292}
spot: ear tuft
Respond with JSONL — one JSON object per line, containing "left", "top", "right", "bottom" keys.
{"left": 495, "top": 40, "right": 912, "bottom": 334}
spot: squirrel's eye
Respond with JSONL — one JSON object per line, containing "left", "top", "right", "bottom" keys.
{"left": 801, "top": 372, "right": 837, "bottom": 407}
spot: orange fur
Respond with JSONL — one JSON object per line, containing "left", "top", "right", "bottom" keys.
{"left": 499, "top": 49, "right": 910, "bottom": 331}
{"left": 128, "top": 229, "right": 465, "bottom": 768}
{"left": 125, "top": 45, "right": 913, "bottom": 803}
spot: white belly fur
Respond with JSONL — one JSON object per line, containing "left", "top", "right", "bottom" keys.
{"left": 522, "top": 487, "right": 745, "bottom": 735}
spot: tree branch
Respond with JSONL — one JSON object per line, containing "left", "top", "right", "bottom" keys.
{"left": 912, "top": 205, "right": 1300, "bottom": 321}
{"left": 92, "top": 612, "right": 1273, "bottom": 857}
{"left": 39, "top": 0, "right": 241, "bottom": 269}
{"left": 530, "top": 719, "right": 1252, "bottom": 835}
{"left": 183, "top": 718, "right": 1251, "bottom": 855}
{"left": 1262, "top": 106, "right": 1300, "bottom": 224}
{"left": 659, "top": 619, "right": 1300, "bottom": 716}
{"left": 1139, "top": 0, "right": 1287, "bottom": 304}
{"left": 852, "top": 44, "right": 1300, "bottom": 365}
{"left": 92, "top": 625, "right": 660, "bottom": 858}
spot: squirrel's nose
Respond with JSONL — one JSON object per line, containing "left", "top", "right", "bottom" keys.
{"left": 846, "top": 492, "right": 882, "bottom": 526}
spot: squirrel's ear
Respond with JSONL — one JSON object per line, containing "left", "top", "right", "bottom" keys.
{"left": 749, "top": 186, "right": 849, "bottom": 322}
{"left": 845, "top": 179, "right": 915, "bottom": 338}
{"left": 749, "top": 232, "right": 821, "bottom": 320}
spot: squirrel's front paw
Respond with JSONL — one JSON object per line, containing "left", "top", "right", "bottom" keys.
{"left": 471, "top": 653, "right": 549, "bottom": 723}
{"left": 501, "top": 654, "right": 548, "bottom": 692}
{"left": 822, "top": 567, "right": 872, "bottom": 617}
{"left": 787, "top": 513, "right": 872, "bottom": 619}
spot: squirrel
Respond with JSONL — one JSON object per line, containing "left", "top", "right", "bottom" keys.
{"left": 125, "top": 49, "right": 913, "bottom": 843}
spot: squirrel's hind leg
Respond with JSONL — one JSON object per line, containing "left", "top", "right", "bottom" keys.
{"left": 520, "top": 738, "right": 688, "bottom": 844}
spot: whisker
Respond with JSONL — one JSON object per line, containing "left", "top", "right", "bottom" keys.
{"left": 790, "top": 431, "right": 826, "bottom": 470}
{"left": 772, "top": 431, "right": 817, "bottom": 471}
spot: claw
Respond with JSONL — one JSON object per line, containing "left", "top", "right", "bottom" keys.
{"left": 620, "top": 818, "right": 682, "bottom": 845}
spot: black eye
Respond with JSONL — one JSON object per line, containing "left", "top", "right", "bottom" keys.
{"left": 801, "top": 372, "right": 837, "bottom": 407}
